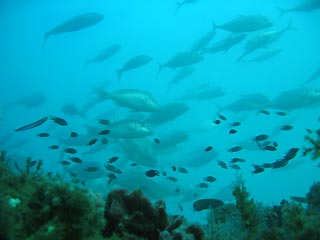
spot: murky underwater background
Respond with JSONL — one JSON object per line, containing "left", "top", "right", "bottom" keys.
{"left": 1, "top": 0, "right": 320, "bottom": 224}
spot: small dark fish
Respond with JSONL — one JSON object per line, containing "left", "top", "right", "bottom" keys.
{"left": 154, "top": 138, "right": 160, "bottom": 144}
{"left": 264, "top": 145, "right": 277, "bottom": 151}
{"left": 167, "top": 176, "right": 178, "bottom": 182}
{"left": 87, "top": 138, "right": 98, "bottom": 146}
{"left": 203, "top": 176, "right": 216, "bottom": 182}
{"left": 162, "top": 171, "right": 167, "bottom": 176}
{"left": 231, "top": 122, "right": 241, "bottom": 127}
{"left": 131, "top": 163, "right": 137, "bottom": 167}
{"left": 28, "top": 160, "right": 37, "bottom": 167}
{"left": 70, "top": 132, "right": 79, "bottom": 137}
{"left": 205, "top": 146, "right": 213, "bottom": 152}
{"left": 99, "top": 119, "right": 111, "bottom": 125}
{"left": 229, "top": 129, "right": 237, "bottom": 134}
{"left": 64, "top": 148, "right": 77, "bottom": 154}
{"left": 146, "top": 169, "right": 160, "bottom": 177}
{"left": 260, "top": 109, "right": 270, "bottom": 115}
{"left": 60, "top": 160, "right": 71, "bottom": 165}
{"left": 108, "top": 156, "right": 119, "bottom": 164}
{"left": 69, "top": 157, "right": 83, "bottom": 164}
{"left": 272, "top": 159, "right": 288, "bottom": 169}
{"left": 227, "top": 146, "right": 242, "bottom": 152}
{"left": 282, "top": 148, "right": 299, "bottom": 161}
{"left": 218, "top": 114, "right": 227, "bottom": 121}
{"left": 214, "top": 119, "right": 221, "bottom": 125}
{"left": 99, "top": 129, "right": 111, "bottom": 135}
{"left": 107, "top": 173, "right": 117, "bottom": 184}
{"left": 273, "top": 141, "right": 279, "bottom": 148}
{"left": 37, "top": 132, "right": 50, "bottom": 137}
{"left": 105, "top": 164, "right": 122, "bottom": 174}
{"left": 262, "top": 163, "right": 273, "bottom": 168}
{"left": 15, "top": 116, "right": 48, "bottom": 132}
{"left": 171, "top": 166, "right": 177, "bottom": 171}
{"left": 281, "top": 125, "right": 293, "bottom": 131}
{"left": 230, "top": 157, "right": 245, "bottom": 163}
{"left": 49, "top": 145, "right": 60, "bottom": 150}
{"left": 252, "top": 164, "right": 264, "bottom": 174}
{"left": 275, "top": 111, "right": 287, "bottom": 116}
{"left": 101, "top": 138, "right": 109, "bottom": 144}
{"left": 252, "top": 134, "right": 269, "bottom": 142}
{"left": 86, "top": 166, "right": 99, "bottom": 172}
{"left": 230, "top": 164, "right": 241, "bottom": 170}
{"left": 178, "top": 167, "right": 188, "bottom": 173}
{"left": 193, "top": 198, "right": 223, "bottom": 212}
{"left": 290, "top": 196, "right": 307, "bottom": 204}
{"left": 217, "top": 160, "right": 228, "bottom": 169}
{"left": 198, "top": 183, "right": 209, "bottom": 188}
{"left": 50, "top": 116, "right": 68, "bottom": 126}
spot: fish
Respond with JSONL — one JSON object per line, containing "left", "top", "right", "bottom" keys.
{"left": 214, "top": 119, "right": 221, "bottom": 125}
{"left": 37, "top": 133, "right": 50, "bottom": 137}
{"left": 229, "top": 129, "right": 238, "bottom": 134}
{"left": 190, "top": 23, "right": 216, "bottom": 52}
{"left": 264, "top": 145, "right": 277, "bottom": 151}
{"left": 154, "top": 138, "right": 160, "bottom": 144}
{"left": 106, "top": 119, "right": 153, "bottom": 139}
{"left": 275, "top": 111, "right": 287, "bottom": 116}
{"left": 281, "top": 125, "right": 293, "bottom": 131}
{"left": 108, "top": 156, "right": 119, "bottom": 164}
{"left": 260, "top": 109, "right": 271, "bottom": 115}
{"left": 277, "top": 0, "right": 320, "bottom": 16}
{"left": 145, "top": 169, "right": 160, "bottom": 177}
{"left": 87, "top": 138, "right": 98, "bottom": 146}
{"left": 203, "top": 176, "right": 216, "bottom": 183}
{"left": 117, "top": 55, "right": 152, "bottom": 80}
{"left": 204, "top": 33, "right": 246, "bottom": 54}
{"left": 99, "top": 130, "right": 111, "bottom": 135}
{"left": 49, "top": 145, "right": 60, "bottom": 150}
{"left": 238, "top": 22, "right": 293, "bottom": 61}
{"left": 95, "top": 89, "right": 160, "bottom": 112}
{"left": 107, "top": 173, "right": 117, "bottom": 184}
{"left": 302, "top": 65, "right": 320, "bottom": 86}
{"left": 197, "top": 183, "right": 209, "bottom": 188}
{"left": 15, "top": 117, "right": 48, "bottom": 132}
{"left": 64, "top": 148, "right": 77, "bottom": 154}
{"left": 167, "top": 176, "right": 178, "bottom": 182}
{"left": 158, "top": 51, "right": 203, "bottom": 75}
{"left": 252, "top": 164, "right": 264, "bottom": 174}
{"left": 230, "top": 164, "right": 241, "bottom": 170}
{"left": 85, "top": 44, "right": 121, "bottom": 66}
{"left": 60, "top": 160, "right": 71, "bottom": 165}
{"left": 230, "top": 158, "right": 245, "bottom": 163}
{"left": 214, "top": 15, "right": 273, "bottom": 33}
{"left": 50, "top": 116, "right": 68, "bottom": 126}
{"left": 61, "top": 103, "right": 84, "bottom": 117}
{"left": 6, "top": 91, "right": 47, "bottom": 109}
{"left": 282, "top": 148, "right": 299, "bottom": 161}
{"left": 205, "top": 146, "right": 213, "bottom": 152}
{"left": 144, "top": 102, "right": 189, "bottom": 126}
{"left": 99, "top": 119, "right": 111, "bottom": 125}
{"left": 272, "top": 159, "right": 288, "bottom": 169}
{"left": 231, "top": 122, "right": 241, "bottom": 127}
{"left": 218, "top": 114, "right": 227, "bottom": 121}
{"left": 252, "top": 134, "right": 269, "bottom": 142}
{"left": 227, "top": 146, "right": 242, "bottom": 152}
{"left": 70, "top": 132, "right": 79, "bottom": 138}
{"left": 168, "top": 67, "right": 195, "bottom": 89}
{"left": 175, "top": 0, "right": 198, "bottom": 14}
{"left": 246, "top": 48, "right": 282, "bottom": 63}
{"left": 217, "top": 160, "right": 228, "bottom": 169}
{"left": 105, "top": 164, "right": 122, "bottom": 174}
{"left": 193, "top": 198, "right": 223, "bottom": 211}
{"left": 43, "top": 12, "right": 104, "bottom": 47}
{"left": 69, "top": 157, "right": 83, "bottom": 164}
{"left": 85, "top": 166, "right": 99, "bottom": 172}
{"left": 178, "top": 167, "right": 188, "bottom": 174}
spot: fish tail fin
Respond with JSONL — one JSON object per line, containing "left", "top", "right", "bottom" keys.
{"left": 175, "top": 1, "right": 183, "bottom": 15}
{"left": 43, "top": 32, "right": 50, "bottom": 48}
{"left": 116, "top": 69, "right": 123, "bottom": 81}
{"left": 156, "top": 63, "right": 164, "bottom": 77}
{"left": 92, "top": 86, "right": 111, "bottom": 100}
{"left": 276, "top": 7, "right": 287, "bottom": 17}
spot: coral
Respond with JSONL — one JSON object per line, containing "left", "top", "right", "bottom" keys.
{"left": 306, "top": 182, "right": 320, "bottom": 211}
{"left": 303, "top": 129, "right": 320, "bottom": 160}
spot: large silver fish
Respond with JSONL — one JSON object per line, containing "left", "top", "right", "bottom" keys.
{"left": 214, "top": 15, "right": 273, "bottom": 33}
{"left": 85, "top": 44, "right": 121, "bottom": 66}
{"left": 96, "top": 89, "right": 160, "bottom": 112}
{"left": 278, "top": 0, "right": 320, "bottom": 16}
{"left": 43, "top": 12, "right": 104, "bottom": 47}
{"left": 246, "top": 48, "right": 282, "bottom": 63}
{"left": 117, "top": 55, "right": 152, "bottom": 80}
{"left": 204, "top": 33, "right": 246, "bottom": 54}
{"left": 175, "top": 0, "right": 199, "bottom": 14}
{"left": 107, "top": 119, "right": 153, "bottom": 138}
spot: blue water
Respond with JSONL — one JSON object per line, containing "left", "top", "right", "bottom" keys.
{"left": 1, "top": 0, "right": 320, "bottom": 223}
